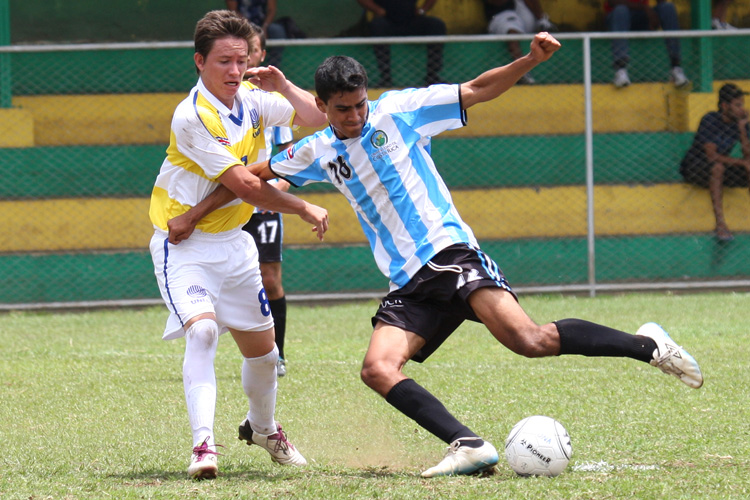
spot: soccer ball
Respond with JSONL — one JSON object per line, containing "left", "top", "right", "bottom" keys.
{"left": 505, "top": 415, "right": 573, "bottom": 477}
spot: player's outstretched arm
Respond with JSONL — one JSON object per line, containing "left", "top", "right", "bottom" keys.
{"left": 245, "top": 65, "right": 327, "bottom": 128}
{"left": 221, "top": 165, "right": 328, "bottom": 239}
{"left": 460, "top": 32, "right": 560, "bottom": 110}
{"left": 167, "top": 161, "right": 328, "bottom": 244}
{"left": 167, "top": 160, "right": 278, "bottom": 244}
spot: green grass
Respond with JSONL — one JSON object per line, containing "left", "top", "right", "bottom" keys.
{"left": 1, "top": 292, "right": 749, "bottom": 499}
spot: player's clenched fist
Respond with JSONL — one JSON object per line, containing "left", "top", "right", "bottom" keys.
{"left": 530, "top": 32, "right": 561, "bottom": 62}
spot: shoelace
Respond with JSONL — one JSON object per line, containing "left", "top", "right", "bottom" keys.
{"left": 193, "top": 438, "right": 225, "bottom": 460}
{"left": 444, "top": 437, "right": 482, "bottom": 456}
{"left": 269, "top": 426, "right": 292, "bottom": 454}
{"left": 654, "top": 342, "right": 687, "bottom": 377}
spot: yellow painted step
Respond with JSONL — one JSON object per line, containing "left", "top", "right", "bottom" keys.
{"left": 3, "top": 183, "right": 748, "bottom": 252}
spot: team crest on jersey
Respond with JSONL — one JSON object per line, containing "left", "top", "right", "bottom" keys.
{"left": 371, "top": 130, "right": 388, "bottom": 148}
{"left": 216, "top": 136, "right": 231, "bottom": 146}
{"left": 370, "top": 129, "right": 399, "bottom": 161}
{"left": 250, "top": 108, "right": 261, "bottom": 138}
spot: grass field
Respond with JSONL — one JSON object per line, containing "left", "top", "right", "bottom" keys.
{"left": 1, "top": 292, "right": 749, "bottom": 499}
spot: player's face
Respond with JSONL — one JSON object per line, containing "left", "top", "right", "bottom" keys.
{"left": 194, "top": 36, "right": 248, "bottom": 109}
{"left": 245, "top": 34, "right": 265, "bottom": 71}
{"left": 317, "top": 88, "right": 369, "bottom": 139}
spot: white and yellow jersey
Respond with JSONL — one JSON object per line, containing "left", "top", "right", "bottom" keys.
{"left": 149, "top": 78, "right": 296, "bottom": 234}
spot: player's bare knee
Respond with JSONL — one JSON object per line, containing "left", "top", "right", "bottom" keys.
{"left": 511, "top": 325, "right": 556, "bottom": 358}
{"left": 360, "top": 359, "right": 391, "bottom": 390}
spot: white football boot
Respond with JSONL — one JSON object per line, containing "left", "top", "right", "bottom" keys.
{"left": 238, "top": 420, "right": 307, "bottom": 466}
{"left": 187, "top": 437, "right": 220, "bottom": 480}
{"left": 637, "top": 322, "right": 703, "bottom": 389}
{"left": 421, "top": 437, "right": 499, "bottom": 478}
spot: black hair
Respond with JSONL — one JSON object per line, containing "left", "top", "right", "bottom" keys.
{"left": 248, "top": 22, "right": 266, "bottom": 51}
{"left": 314, "top": 56, "right": 368, "bottom": 103}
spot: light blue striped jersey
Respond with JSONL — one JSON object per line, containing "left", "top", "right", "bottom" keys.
{"left": 270, "top": 84, "right": 479, "bottom": 290}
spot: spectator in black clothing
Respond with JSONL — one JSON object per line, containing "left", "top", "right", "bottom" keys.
{"left": 680, "top": 83, "right": 750, "bottom": 242}
{"left": 357, "top": 0, "right": 447, "bottom": 87}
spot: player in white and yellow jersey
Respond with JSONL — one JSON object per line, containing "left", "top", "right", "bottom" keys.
{"left": 148, "top": 10, "right": 328, "bottom": 480}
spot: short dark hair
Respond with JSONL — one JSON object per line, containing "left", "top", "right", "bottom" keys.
{"left": 314, "top": 56, "right": 368, "bottom": 103}
{"left": 194, "top": 10, "right": 253, "bottom": 73}
{"left": 248, "top": 22, "right": 266, "bottom": 51}
{"left": 718, "top": 83, "right": 748, "bottom": 106}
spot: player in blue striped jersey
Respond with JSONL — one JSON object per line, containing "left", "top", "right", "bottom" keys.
{"left": 171, "top": 31, "right": 704, "bottom": 478}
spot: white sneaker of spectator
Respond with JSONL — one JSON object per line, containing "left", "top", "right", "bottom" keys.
{"left": 535, "top": 13, "right": 557, "bottom": 32}
{"left": 613, "top": 68, "right": 630, "bottom": 88}
{"left": 712, "top": 18, "right": 737, "bottom": 30}
{"left": 670, "top": 66, "right": 690, "bottom": 89}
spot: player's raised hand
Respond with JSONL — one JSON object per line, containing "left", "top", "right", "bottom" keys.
{"left": 244, "top": 65, "right": 288, "bottom": 93}
{"left": 529, "top": 32, "right": 561, "bottom": 63}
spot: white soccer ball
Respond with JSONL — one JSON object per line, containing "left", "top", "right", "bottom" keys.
{"left": 504, "top": 415, "right": 573, "bottom": 477}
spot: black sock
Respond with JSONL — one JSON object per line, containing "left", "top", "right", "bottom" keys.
{"left": 385, "top": 379, "right": 481, "bottom": 446}
{"left": 270, "top": 296, "right": 287, "bottom": 359}
{"left": 555, "top": 318, "right": 655, "bottom": 363}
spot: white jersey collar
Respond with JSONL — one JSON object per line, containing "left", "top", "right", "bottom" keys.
{"left": 197, "top": 78, "right": 242, "bottom": 118}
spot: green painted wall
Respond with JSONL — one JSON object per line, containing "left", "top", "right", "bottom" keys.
{"left": 0, "top": 132, "right": 694, "bottom": 200}
{"left": 8, "top": 0, "right": 363, "bottom": 43}
{"left": 1, "top": 234, "right": 747, "bottom": 305}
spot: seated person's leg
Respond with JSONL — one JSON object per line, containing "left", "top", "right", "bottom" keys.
{"left": 369, "top": 17, "right": 396, "bottom": 87}
{"left": 265, "top": 22, "right": 287, "bottom": 68}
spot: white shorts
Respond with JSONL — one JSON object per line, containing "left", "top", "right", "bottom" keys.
{"left": 488, "top": 0, "right": 536, "bottom": 34}
{"left": 149, "top": 228, "right": 274, "bottom": 340}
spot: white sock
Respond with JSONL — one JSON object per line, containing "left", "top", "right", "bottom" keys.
{"left": 242, "top": 344, "right": 279, "bottom": 436}
{"left": 183, "top": 319, "right": 219, "bottom": 447}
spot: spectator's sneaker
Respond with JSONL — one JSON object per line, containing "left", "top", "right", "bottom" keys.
{"left": 187, "top": 437, "right": 221, "bottom": 480}
{"left": 238, "top": 419, "right": 307, "bottom": 466}
{"left": 421, "top": 438, "right": 499, "bottom": 478}
{"left": 613, "top": 68, "right": 630, "bottom": 88}
{"left": 535, "top": 13, "right": 557, "bottom": 32}
{"left": 670, "top": 66, "right": 690, "bottom": 89}
{"left": 637, "top": 322, "right": 704, "bottom": 389}
{"left": 518, "top": 73, "right": 536, "bottom": 85}
{"left": 277, "top": 358, "right": 287, "bottom": 378}
{"left": 712, "top": 18, "right": 737, "bottom": 30}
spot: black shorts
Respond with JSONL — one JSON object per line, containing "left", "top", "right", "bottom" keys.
{"left": 371, "top": 243, "right": 516, "bottom": 363}
{"left": 242, "top": 212, "right": 283, "bottom": 263}
{"left": 680, "top": 158, "right": 749, "bottom": 188}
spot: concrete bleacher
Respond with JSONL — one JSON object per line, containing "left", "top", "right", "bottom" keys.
{"left": 415, "top": 0, "right": 750, "bottom": 34}
{"left": 5, "top": 76, "right": 750, "bottom": 254}
{"left": 4, "top": 37, "right": 750, "bottom": 302}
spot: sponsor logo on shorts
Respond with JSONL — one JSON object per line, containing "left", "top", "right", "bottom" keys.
{"left": 216, "top": 136, "right": 231, "bottom": 146}
{"left": 187, "top": 285, "right": 208, "bottom": 298}
{"left": 380, "top": 298, "right": 403, "bottom": 308}
{"left": 456, "top": 269, "right": 482, "bottom": 289}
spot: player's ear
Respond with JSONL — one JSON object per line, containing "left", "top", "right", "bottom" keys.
{"left": 315, "top": 96, "right": 327, "bottom": 114}
{"left": 261, "top": 49, "right": 266, "bottom": 63}
{"left": 194, "top": 52, "right": 205, "bottom": 73}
